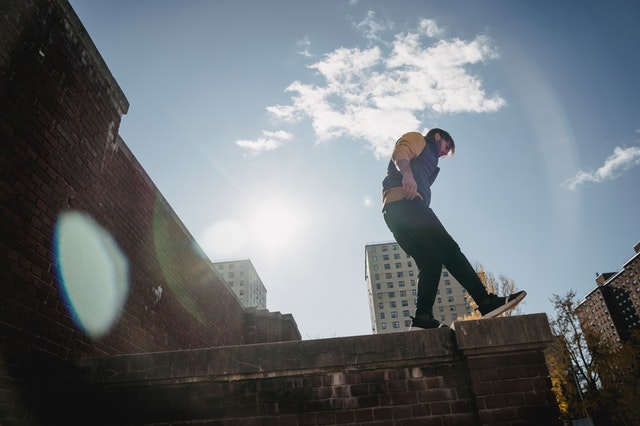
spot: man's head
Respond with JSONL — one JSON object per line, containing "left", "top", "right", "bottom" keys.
{"left": 425, "top": 128, "right": 455, "bottom": 158}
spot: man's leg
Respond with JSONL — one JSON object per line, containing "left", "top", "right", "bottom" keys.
{"left": 421, "top": 208, "right": 490, "bottom": 304}
{"left": 394, "top": 237, "right": 442, "bottom": 317}
{"left": 425, "top": 208, "right": 527, "bottom": 317}
{"left": 383, "top": 201, "right": 447, "bottom": 319}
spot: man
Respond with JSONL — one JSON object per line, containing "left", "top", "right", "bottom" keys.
{"left": 382, "top": 128, "right": 526, "bottom": 329}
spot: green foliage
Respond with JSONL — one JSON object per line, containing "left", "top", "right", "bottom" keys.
{"left": 547, "top": 290, "right": 640, "bottom": 424}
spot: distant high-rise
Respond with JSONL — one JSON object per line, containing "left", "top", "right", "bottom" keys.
{"left": 213, "top": 259, "right": 267, "bottom": 309}
{"left": 575, "top": 242, "right": 640, "bottom": 346}
{"left": 364, "top": 242, "right": 472, "bottom": 333}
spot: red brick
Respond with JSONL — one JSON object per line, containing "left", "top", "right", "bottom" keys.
{"left": 430, "top": 401, "right": 451, "bottom": 415}
{"left": 354, "top": 408, "right": 374, "bottom": 422}
{"left": 335, "top": 410, "right": 355, "bottom": 424}
{"left": 373, "top": 406, "right": 393, "bottom": 420}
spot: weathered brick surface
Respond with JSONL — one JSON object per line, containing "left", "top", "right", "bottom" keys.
{"left": 0, "top": 0, "right": 249, "bottom": 355}
{"left": 455, "top": 315, "right": 561, "bottom": 425}
{"left": 33, "top": 315, "right": 560, "bottom": 425}
{"left": 1, "top": 1, "right": 299, "bottom": 423}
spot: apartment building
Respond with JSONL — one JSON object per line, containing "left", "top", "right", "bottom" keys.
{"left": 365, "top": 242, "right": 472, "bottom": 333}
{"left": 576, "top": 242, "right": 640, "bottom": 346}
{"left": 213, "top": 259, "right": 267, "bottom": 309}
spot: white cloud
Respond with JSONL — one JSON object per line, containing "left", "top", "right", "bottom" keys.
{"left": 564, "top": 145, "right": 640, "bottom": 190}
{"left": 355, "top": 11, "right": 390, "bottom": 42}
{"left": 234, "top": 130, "right": 294, "bottom": 155}
{"left": 297, "top": 36, "right": 313, "bottom": 58}
{"left": 418, "top": 19, "right": 444, "bottom": 38}
{"left": 239, "top": 17, "right": 505, "bottom": 158}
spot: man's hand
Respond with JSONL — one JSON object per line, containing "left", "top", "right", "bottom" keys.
{"left": 396, "top": 159, "right": 418, "bottom": 200}
{"left": 402, "top": 174, "right": 418, "bottom": 200}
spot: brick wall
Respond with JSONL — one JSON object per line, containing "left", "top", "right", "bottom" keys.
{"left": 244, "top": 308, "right": 301, "bottom": 344}
{"left": 41, "top": 314, "right": 560, "bottom": 425}
{"left": 1, "top": 1, "right": 299, "bottom": 423}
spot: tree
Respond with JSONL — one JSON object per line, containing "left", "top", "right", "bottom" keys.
{"left": 545, "top": 335, "right": 588, "bottom": 421}
{"left": 590, "top": 330, "right": 640, "bottom": 425}
{"left": 548, "top": 291, "right": 600, "bottom": 394}
{"left": 546, "top": 290, "right": 640, "bottom": 425}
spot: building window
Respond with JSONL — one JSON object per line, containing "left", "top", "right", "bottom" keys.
{"left": 389, "top": 292, "right": 396, "bottom": 298}
{"left": 386, "top": 273, "right": 393, "bottom": 279}
{"left": 447, "top": 296, "right": 454, "bottom": 302}
{"left": 376, "top": 283, "right": 381, "bottom": 290}
{"left": 228, "top": 272, "right": 234, "bottom": 279}
{"left": 377, "top": 293, "right": 383, "bottom": 299}
{"left": 378, "top": 302, "right": 384, "bottom": 309}
{"left": 372, "top": 256, "right": 377, "bottom": 262}
{"left": 400, "top": 290, "right": 407, "bottom": 297}
{"left": 395, "top": 263, "right": 402, "bottom": 268}
{"left": 380, "top": 313, "right": 385, "bottom": 319}
{"left": 390, "top": 301, "right": 397, "bottom": 308}
{"left": 397, "top": 272, "right": 404, "bottom": 278}
{"left": 444, "top": 280, "right": 451, "bottom": 285}
{"left": 398, "top": 280, "right": 405, "bottom": 287}
{"left": 373, "top": 265, "right": 379, "bottom": 271}
{"left": 407, "top": 261, "right": 413, "bottom": 267}
{"left": 384, "top": 264, "right": 391, "bottom": 270}
{"left": 449, "top": 305, "right": 456, "bottom": 311}
{"left": 402, "top": 300, "right": 408, "bottom": 306}
{"left": 383, "top": 254, "right": 390, "bottom": 261}
{"left": 382, "top": 246, "right": 388, "bottom": 252}
{"left": 392, "top": 321, "right": 400, "bottom": 328}
{"left": 386, "top": 282, "right": 394, "bottom": 288}
{"left": 381, "top": 323, "right": 387, "bottom": 329}
{"left": 391, "top": 311, "right": 398, "bottom": 318}
{"left": 403, "top": 310, "right": 410, "bottom": 317}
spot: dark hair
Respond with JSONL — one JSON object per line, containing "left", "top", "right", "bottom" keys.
{"left": 425, "top": 128, "right": 455, "bottom": 156}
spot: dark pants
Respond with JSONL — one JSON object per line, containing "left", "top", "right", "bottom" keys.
{"left": 382, "top": 199, "right": 489, "bottom": 317}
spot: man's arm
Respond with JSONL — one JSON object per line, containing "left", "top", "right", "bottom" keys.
{"left": 391, "top": 132, "right": 426, "bottom": 200}
{"left": 396, "top": 159, "right": 418, "bottom": 200}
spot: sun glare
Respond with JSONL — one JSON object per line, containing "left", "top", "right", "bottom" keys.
{"left": 247, "top": 198, "right": 306, "bottom": 252}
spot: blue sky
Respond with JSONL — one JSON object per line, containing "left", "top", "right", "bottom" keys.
{"left": 69, "top": 0, "right": 640, "bottom": 339}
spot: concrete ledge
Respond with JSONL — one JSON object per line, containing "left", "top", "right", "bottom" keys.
{"left": 453, "top": 313, "right": 553, "bottom": 355}
{"left": 76, "top": 327, "right": 456, "bottom": 384}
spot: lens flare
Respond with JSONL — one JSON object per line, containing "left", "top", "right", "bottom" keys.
{"left": 54, "top": 211, "right": 129, "bottom": 339}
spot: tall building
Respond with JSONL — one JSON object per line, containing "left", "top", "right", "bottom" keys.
{"left": 213, "top": 259, "right": 267, "bottom": 309}
{"left": 575, "top": 242, "right": 640, "bottom": 346}
{"left": 364, "top": 242, "right": 472, "bottom": 333}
